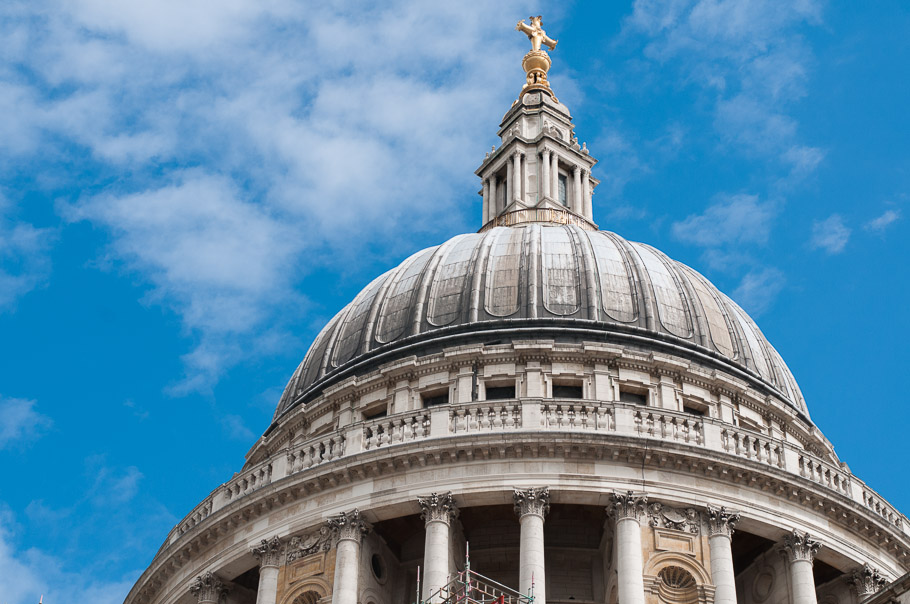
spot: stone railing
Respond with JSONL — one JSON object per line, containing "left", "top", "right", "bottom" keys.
{"left": 165, "top": 398, "right": 909, "bottom": 546}
{"left": 288, "top": 432, "right": 345, "bottom": 473}
{"left": 451, "top": 400, "right": 522, "bottom": 433}
{"left": 542, "top": 400, "right": 613, "bottom": 431}
{"left": 863, "top": 488, "right": 904, "bottom": 529}
{"left": 224, "top": 462, "right": 273, "bottom": 501}
{"left": 719, "top": 427, "right": 785, "bottom": 468}
{"left": 363, "top": 408, "right": 430, "bottom": 450}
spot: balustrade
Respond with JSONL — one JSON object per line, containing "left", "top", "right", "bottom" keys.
{"left": 720, "top": 428, "right": 785, "bottom": 467}
{"left": 635, "top": 409, "right": 703, "bottom": 444}
{"left": 224, "top": 463, "right": 272, "bottom": 501}
{"left": 542, "top": 401, "right": 613, "bottom": 431}
{"left": 863, "top": 489, "right": 904, "bottom": 528}
{"left": 363, "top": 410, "right": 429, "bottom": 450}
{"left": 798, "top": 454, "right": 851, "bottom": 496}
{"left": 450, "top": 401, "right": 521, "bottom": 433}
{"left": 288, "top": 433, "right": 345, "bottom": 474}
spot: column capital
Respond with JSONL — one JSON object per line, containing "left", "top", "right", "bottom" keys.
{"left": 541, "top": 147, "right": 551, "bottom": 158}
{"left": 190, "top": 571, "right": 228, "bottom": 603}
{"left": 609, "top": 491, "right": 648, "bottom": 522}
{"left": 251, "top": 535, "right": 284, "bottom": 569}
{"left": 326, "top": 509, "right": 371, "bottom": 545}
{"left": 782, "top": 529, "right": 822, "bottom": 562}
{"left": 418, "top": 491, "right": 458, "bottom": 526}
{"left": 573, "top": 165, "right": 581, "bottom": 175}
{"left": 705, "top": 505, "right": 741, "bottom": 538}
{"left": 513, "top": 486, "right": 550, "bottom": 519}
{"left": 847, "top": 563, "right": 888, "bottom": 596}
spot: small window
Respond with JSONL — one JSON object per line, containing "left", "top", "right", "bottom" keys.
{"left": 552, "top": 384, "right": 583, "bottom": 399}
{"left": 683, "top": 405, "right": 705, "bottom": 417}
{"left": 363, "top": 405, "right": 387, "bottom": 421}
{"left": 485, "top": 384, "right": 516, "bottom": 400}
{"left": 558, "top": 174, "right": 568, "bottom": 206}
{"left": 422, "top": 391, "right": 449, "bottom": 407}
{"left": 738, "top": 416, "right": 763, "bottom": 433}
{"left": 619, "top": 390, "right": 648, "bottom": 405}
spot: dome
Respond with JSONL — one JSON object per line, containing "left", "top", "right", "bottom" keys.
{"left": 276, "top": 224, "right": 806, "bottom": 419}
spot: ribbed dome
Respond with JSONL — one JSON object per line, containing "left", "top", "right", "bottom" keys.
{"left": 276, "top": 225, "right": 806, "bottom": 418}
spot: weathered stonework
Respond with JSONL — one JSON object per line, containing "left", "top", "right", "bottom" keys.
{"left": 513, "top": 487, "right": 550, "bottom": 518}
{"left": 189, "top": 571, "right": 227, "bottom": 603}
{"left": 418, "top": 491, "right": 458, "bottom": 525}
{"left": 609, "top": 491, "right": 648, "bottom": 521}
{"left": 783, "top": 530, "right": 822, "bottom": 562}
{"left": 251, "top": 535, "right": 284, "bottom": 569}
{"left": 326, "top": 509, "right": 370, "bottom": 544}
{"left": 705, "top": 505, "right": 741, "bottom": 538}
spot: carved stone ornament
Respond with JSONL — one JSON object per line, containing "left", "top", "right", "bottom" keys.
{"left": 648, "top": 502, "right": 700, "bottom": 534}
{"left": 326, "top": 509, "right": 371, "bottom": 544}
{"left": 418, "top": 491, "right": 458, "bottom": 525}
{"left": 848, "top": 563, "right": 888, "bottom": 596}
{"left": 286, "top": 527, "right": 332, "bottom": 563}
{"left": 189, "top": 571, "right": 228, "bottom": 603}
{"left": 513, "top": 487, "right": 551, "bottom": 518}
{"left": 705, "top": 504, "right": 741, "bottom": 538}
{"left": 609, "top": 491, "right": 648, "bottom": 521}
{"left": 251, "top": 535, "right": 284, "bottom": 569}
{"left": 782, "top": 529, "right": 822, "bottom": 562}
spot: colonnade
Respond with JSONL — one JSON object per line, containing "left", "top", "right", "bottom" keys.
{"left": 188, "top": 492, "right": 833, "bottom": 604}
{"left": 480, "top": 149, "right": 593, "bottom": 224}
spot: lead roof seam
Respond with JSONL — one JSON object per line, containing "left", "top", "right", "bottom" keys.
{"left": 573, "top": 225, "right": 600, "bottom": 322}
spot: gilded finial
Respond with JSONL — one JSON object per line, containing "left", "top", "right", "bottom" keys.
{"left": 515, "top": 16, "right": 558, "bottom": 97}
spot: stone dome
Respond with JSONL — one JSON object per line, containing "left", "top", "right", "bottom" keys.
{"left": 276, "top": 224, "right": 806, "bottom": 419}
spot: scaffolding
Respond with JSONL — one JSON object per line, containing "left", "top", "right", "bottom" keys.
{"left": 417, "top": 546, "right": 534, "bottom": 604}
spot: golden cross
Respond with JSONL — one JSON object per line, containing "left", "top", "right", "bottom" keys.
{"left": 516, "top": 16, "right": 558, "bottom": 52}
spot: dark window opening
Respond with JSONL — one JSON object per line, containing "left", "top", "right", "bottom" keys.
{"left": 558, "top": 174, "right": 568, "bottom": 206}
{"left": 683, "top": 405, "right": 705, "bottom": 417}
{"left": 485, "top": 385, "right": 516, "bottom": 400}
{"left": 422, "top": 392, "right": 449, "bottom": 407}
{"left": 619, "top": 390, "right": 648, "bottom": 405}
{"left": 370, "top": 554, "right": 385, "bottom": 580}
{"left": 552, "top": 384, "right": 583, "bottom": 399}
{"left": 363, "top": 406, "right": 387, "bottom": 421}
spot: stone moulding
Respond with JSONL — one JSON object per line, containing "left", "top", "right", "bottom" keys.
{"left": 129, "top": 424, "right": 910, "bottom": 604}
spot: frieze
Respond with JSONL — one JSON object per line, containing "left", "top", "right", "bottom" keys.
{"left": 647, "top": 502, "right": 700, "bottom": 534}
{"left": 286, "top": 528, "right": 332, "bottom": 563}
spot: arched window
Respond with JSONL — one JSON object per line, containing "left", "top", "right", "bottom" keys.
{"left": 293, "top": 591, "right": 321, "bottom": 604}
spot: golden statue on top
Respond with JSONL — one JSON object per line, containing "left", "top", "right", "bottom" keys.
{"left": 515, "top": 16, "right": 558, "bottom": 97}
{"left": 516, "top": 16, "right": 558, "bottom": 52}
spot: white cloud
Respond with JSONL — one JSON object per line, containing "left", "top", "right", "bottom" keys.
{"left": 0, "top": 200, "right": 54, "bottom": 312}
{"left": 4, "top": 1, "right": 540, "bottom": 391}
{"left": 810, "top": 214, "right": 851, "bottom": 254}
{"left": 732, "top": 267, "right": 786, "bottom": 317}
{"left": 864, "top": 209, "right": 901, "bottom": 232}
{"left": 624, "top": 0, "right": 824, "bottom": 179}
{"left": 0, "top": 396, "right": 52, "bottom": 449}
{"left": 672, "top": 194, "right": 778, "bottom": 247}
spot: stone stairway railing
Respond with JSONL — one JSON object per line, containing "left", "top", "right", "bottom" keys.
{"left": 163, "top": 398, "right": 907, "bottom": 547}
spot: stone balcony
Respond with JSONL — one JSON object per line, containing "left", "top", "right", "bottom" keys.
{"left": 159, "top": 399, "right": 908, "bottom": 557}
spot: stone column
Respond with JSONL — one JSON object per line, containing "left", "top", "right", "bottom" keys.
{"left": 848, "top": 564, "right": 887, "bottom": 599}
{"left": 572, "top": 166, "right": 582, "bottom": 214}
{"left": 506, "top": 159, "right": 513, "bottom": 209}
{"left": 513, "top": 152, "right": 523, "bottom": 203}
{"left": 514, "top": 487, "right": 550, "bottom": 604}
{"left": 541, "top": 149, "right": 551, "bottom": 198}
{"left": 489, "top": 175, "right": 498, "bottom": 219}
{"left": 190, "top": 572, "right": 228, "bottom": 604}
{"left": 551, "top": 153, "right": 559, "bottom": 203}
{"left": 782, "top": 530, "right": 821, "bottom": 604}
{"left": 418, "top": 492, "right": 458, "bottom": 602}
{"left": 482, "top": 179, "right": 490, "bottom": 225}
{"left": 706, "top": 505, "right": 741, "bottom": 604}
{"left": 327, "top": 510, "right": 370, "bottom": 604}
{"left": 251, "top": 536, "right": 283, "bottom": 604}
{"left": 608, "top": 491, "right": 648, "bottom": 604}
{"left": 582, "top": 170, "right": 591, "bottom": 219}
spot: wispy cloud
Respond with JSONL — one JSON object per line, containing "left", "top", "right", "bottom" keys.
{"left": 6, "top": 1, "right": 538, "bottom": 391}
{"left": 0, "top": 396, "right": 52, "bottom": 449}
{"left": 864, "top": 209, "right": 901, "bottom": 233}
{"left": 672, "top": 193, "right": 778, "bottom": 247}
{"left": 0, "top": 199, "right": 54, "bottom": 312}
{"left": 623, "top": 0, "right": 824, "bottom": 180}
{"left": 810, "top": 214, "right": 851, "bottom": 254}
{"left": 731, "top": 267, "right": 786, "bottom": 317}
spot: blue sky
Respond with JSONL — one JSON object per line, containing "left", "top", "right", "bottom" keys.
{"left": 1, "top": 1, "right": 908, "bottom": 602}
